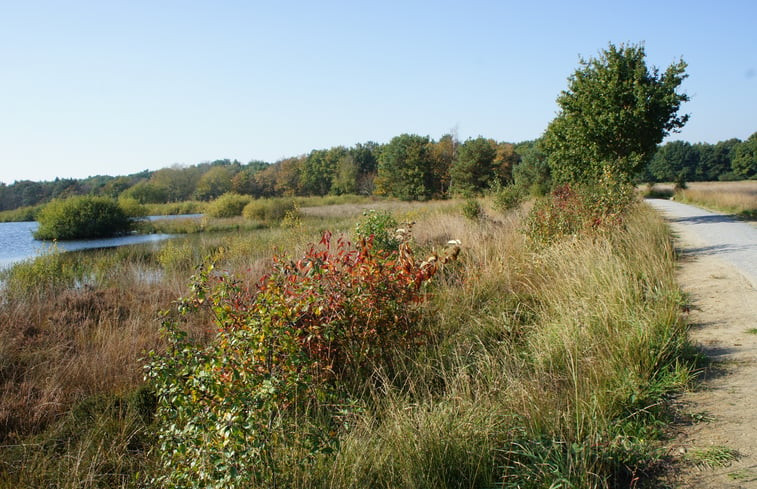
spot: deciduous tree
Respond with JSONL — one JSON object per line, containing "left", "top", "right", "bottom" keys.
{"left": 542, "top": 43, "right": 689, "bottom": 184}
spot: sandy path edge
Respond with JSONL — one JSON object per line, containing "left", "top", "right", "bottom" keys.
{"left": 646, "top": 200, "right": 757, "bottom": 488}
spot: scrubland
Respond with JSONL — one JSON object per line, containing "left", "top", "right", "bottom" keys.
{"left": 0, "top": 195, "right": 693, "bottom": 488}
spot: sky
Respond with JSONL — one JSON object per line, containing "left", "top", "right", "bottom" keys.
{"left": 1, "top": 0, "right": 755, "bottom": 184}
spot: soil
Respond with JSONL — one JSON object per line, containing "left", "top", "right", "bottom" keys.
{"left": 652, "top": 202, "right": 757, "bottom": 487}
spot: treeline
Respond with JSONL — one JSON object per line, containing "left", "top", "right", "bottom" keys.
{"left": 1, "top": 131, "right": 754, "bottom": 213}
{"left": 0, "top": 136, "right": 523, "bottom": 212}
{"left": 643, "top": 132, "right": 757, "bottom": 182}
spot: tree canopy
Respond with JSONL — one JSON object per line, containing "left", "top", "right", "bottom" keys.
{"left": 542, "top": 43, "right": 689, "bottom": 184}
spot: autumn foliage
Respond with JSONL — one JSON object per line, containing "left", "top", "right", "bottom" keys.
{"left": 147, "top": 231, "right": 458, "bottom": 487}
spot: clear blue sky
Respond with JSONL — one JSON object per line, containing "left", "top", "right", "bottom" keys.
{"left": 1, "top": 0, "right": 755, "bottom": 184}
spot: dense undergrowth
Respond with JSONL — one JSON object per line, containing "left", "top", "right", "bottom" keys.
{"left": 0, "top": 193, "right": 692, "bottom": 488}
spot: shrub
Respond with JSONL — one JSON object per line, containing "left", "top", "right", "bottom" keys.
{"left": 117, "top": 197, "right": 149, "bottom": 218}
{"left": 242, "top": 198, "right": 298, "bottom": 222}
{"left": 205, "top": 193, "right": 251, "bottom": 218}
{"left": 0, "top": 205, "right": 42, "bottom": 222}
{"left": 147, "top": 232, "right": 458, "bottom": 488}
{"left": 491, "top": 182, "right": 527, "bottom": 212}
{"left": 461, "top": 198, "right": 483, "bottom": 221}
{"left": 34, "top": 196, "right": 132, "bottom": 240}
{"left": 525, "top": 170, "right": 635, "bottom": 245}
{"left": 353, "top": 209, "right": 401, "bottom": 252}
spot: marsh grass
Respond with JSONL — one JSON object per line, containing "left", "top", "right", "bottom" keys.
{"left": 0, "top": 198, "right": 692, "bottom": 488}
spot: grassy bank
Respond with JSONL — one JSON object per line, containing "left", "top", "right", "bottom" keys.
{"left": 0, "top": 197, "right": 691, "bottom": 488}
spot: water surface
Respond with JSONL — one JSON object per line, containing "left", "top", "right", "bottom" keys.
{"left": 0, "top": 220, "right": 178, "bottom": 269}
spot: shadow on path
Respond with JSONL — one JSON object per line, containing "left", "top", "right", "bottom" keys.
{"left": 671, "top": 214, "right": 740, "bottom": 225}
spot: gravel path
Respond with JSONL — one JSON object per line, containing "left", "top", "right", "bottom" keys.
{"left": 647, "top": 198, "right": 757, "bottom": 487}
{"left": 646, "top": 199, "right": 757, "bottom": 287}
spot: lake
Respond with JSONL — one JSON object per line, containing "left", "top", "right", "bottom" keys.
{"left": 0, "top": 215, "right": 200, "bottom": 269}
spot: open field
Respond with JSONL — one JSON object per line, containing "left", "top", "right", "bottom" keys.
{"left": 644, "top": 181, "right": 757, "bottom": 220}
{"left": 0, "top": 197, "right": 693, "bottom": 488}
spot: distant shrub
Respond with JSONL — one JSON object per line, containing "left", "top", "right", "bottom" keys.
{"left": 34, "top": 196, "right": 132, "bottom": 240}
{"left": 0, "top": 205, "right": 41, "bottom": 222}
{"left": 461, "top": 198, "right": 483, "bottom": 221}
{"left": 353, "top": 209, "right": 401, "bottom": 252}
{"left": 144, "top": 201, "right": 207, "bottom": 216}
{"left": 205, "top": 193, "right": 251, "bottom": 218}
{"left": 117, "top": 197, "right": 149, "bottom": 218}
{"left": 242, "top": 198, "right": 297, "bottom": 222}
{"left": 491, "top": 182, "right": 527, "bottom": 212}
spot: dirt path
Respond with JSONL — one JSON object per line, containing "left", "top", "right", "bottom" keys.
{"left": 646, "top": 199, "right": 757, "bottom": 487}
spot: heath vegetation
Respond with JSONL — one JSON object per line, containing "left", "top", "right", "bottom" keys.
{"left": 0, "top": 42, "right": 735, "bottom": 488}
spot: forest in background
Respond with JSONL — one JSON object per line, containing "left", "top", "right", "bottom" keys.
{"left": 1, "top": 131, "right": 755, "bottom": 216}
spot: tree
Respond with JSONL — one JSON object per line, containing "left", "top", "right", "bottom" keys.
{"left": 542, "top": 43, "right": 689, "bottom": 184}
{"left": 34, "top": 196, "right": 132, "bottom": 240}
{"left": 375, "top": 134, "right": 433, "bottom": 200}
{"left": 694, "top": 139, "right": 739, "bottom": 181}
{"left": 194, "top": 166, "right": 233, "bottom": 201}
{"left": 513, "top": 141, "right": 551, "bottom": 195}
{"left": 492, "top": 141, "right": 520, "bottom": 184}
{"left": 647, "top": 140, "right": 699, "bottom": 182}
{"left": 449, "top": 137, "right": 497, "bottom": 195}
{"left": 732, "top": 132, "right": 757, "bottom": 179}
{"left": 428, "top": 134, "right": 457, "bottom": 198}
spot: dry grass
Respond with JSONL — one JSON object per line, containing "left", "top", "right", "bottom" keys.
{"left": 675, "top": 181, "right": 757, "bottom": 218}
{"left": 645, "top": 181, "right": 757, "bottom": 219}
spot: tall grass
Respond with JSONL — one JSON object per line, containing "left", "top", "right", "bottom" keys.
{"left": 673, "top": 181, "right": 757, "bottom": 218}
{"left": 0, "top": 199, "right": 691, "bottom": 488}
{"left": 319, "top": 203, "right": 688, "bottom": 489}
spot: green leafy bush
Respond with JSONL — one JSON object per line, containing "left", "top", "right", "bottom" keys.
{"left": 0, "top": 205, "right": 42, "bottom": 222}
{"left": 117, "top": 197, "right": 149, "bottom": 218}
{"left": 353, "top": 209, "right": 401, "bottom": 252}
{"left": 491, "top": 182, "right": 527, "bottom": 212}
{"left": 242, "top": 198, "right": 298, "bottom": 222}
{"left": 34, "top": 196, "right": 132, "bottom": 240}
{"left": 205, "top": 193, "right": 251, "bottom": 218}
{"left": 461, "top": 198, "right": 483, "bottom": 221}
{"left": 147, "top": 232, "right": 455, "bottom": 488}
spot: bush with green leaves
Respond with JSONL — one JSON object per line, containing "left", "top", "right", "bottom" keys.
{"left": 242, "top": 198, "right": 298, "bottom": 222}
{"left": 205, "top": 193, "right": 252, "bottom": 218}
{"left": 147, "top": 232, "right": 453, "bottom": 488}
{"left": 461, "top": 198, "right": 483, "bottom": 221}
{"left": 117, "top": 197, "right": 149, "bottom": 218}
{"left": 34, "top": 196, "right": 132, "bottom": 240}
{"left": 490, "top": 181, "right": 527, "bottom": 212}
{"left": 353, "top": 209, "right": 401, "bottom": 252}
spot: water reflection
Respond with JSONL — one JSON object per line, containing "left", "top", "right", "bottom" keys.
{"left": 0, "top": 219, "right": 181, "bottom": 269}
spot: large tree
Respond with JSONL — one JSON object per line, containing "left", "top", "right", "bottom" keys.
{"left": 647, "top": 140, "right": 699, "bottom": 182}
{"left": 376, "top": 134, "right": 434, "bottom": 200}
{"left": 449, "top": 137, "right": 497, "bottom": 195}
{"left": 542, "top": 43, "right": 689, "bottom": 184}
